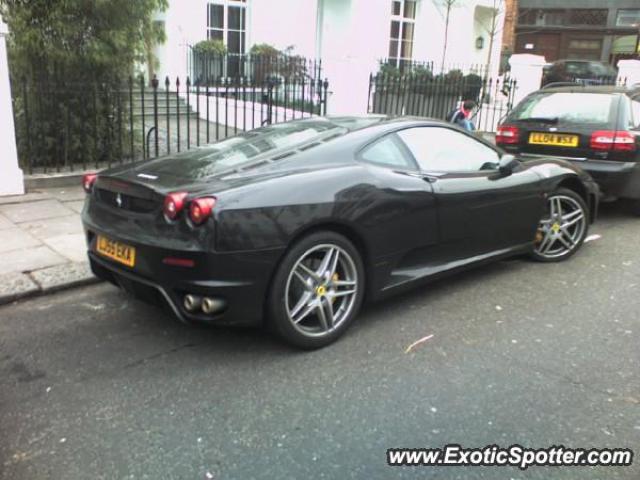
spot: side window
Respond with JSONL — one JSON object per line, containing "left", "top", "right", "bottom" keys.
{"left": 566, "top": 62, "right": 588, "bottom": 76}
{"left": 589, "top": 62, "right": 607, "bottom": 76}
{"left": 630, "top": 97, "right": 640, "bottom": 129}
{"left": 360, "top": 135, "right": 416, "bottom": 170}
{"left": 397, "top": 127, "right": 500, "bottom": 172}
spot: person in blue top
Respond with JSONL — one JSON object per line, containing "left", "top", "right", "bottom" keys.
{"left": 448, "top": 100, "right": 477, "bottom": 131}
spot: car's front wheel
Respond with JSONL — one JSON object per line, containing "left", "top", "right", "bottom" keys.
{"left": 267, "top": 231, "right": 365, "bottom": 349}
{"left": 531, "top": 188, "right": 589, "bottom": 263}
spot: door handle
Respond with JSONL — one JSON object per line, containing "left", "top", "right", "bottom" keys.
{"left": 421, "top": 174, "right": 439, "bottom": 183}
{"left": 394, "top": 170, "right": 439, "bottom": 183}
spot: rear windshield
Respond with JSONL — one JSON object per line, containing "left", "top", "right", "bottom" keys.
{"left": 511, "top": 92, "right": 615, "bottom": 125}
{"left": 147, "top": 120, "right": 345, "bottom": 178}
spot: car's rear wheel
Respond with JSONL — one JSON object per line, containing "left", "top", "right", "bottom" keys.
{"left": 267, "top": 232, "right": 365, "bottom": 349}
{"left": 531, "top": 188, "right": 588, "bottom": 263}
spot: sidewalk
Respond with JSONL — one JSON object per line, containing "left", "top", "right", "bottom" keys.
{"left": 0, "top": 186, "right": 99, "bottom": 305}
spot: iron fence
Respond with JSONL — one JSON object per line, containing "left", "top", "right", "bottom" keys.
{"left": 377, "top": 58, "right": 491, "bottom": 78}
{"left": 367, "top": 71, "right": 518, "bottom": 132}
{"left": 12, "top": 71, "right": 329, "bottom": 174}
{"left": 188, "top": 48, "right": 323, "bottom": 86}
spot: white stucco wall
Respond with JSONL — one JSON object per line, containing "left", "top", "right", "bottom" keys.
{"left": 250, "top": 0, "right": 319, "bottom": 58}
{"left": 414, "top": 0, "right": 503, "bottom": 76}
{"left": 155, "top": 0, "right": 322, "bottom": 82}
{"left": 471, "top": 1, "right": 504, "bottom": 77}
{"left": 154, "top": 0, "right": 507, "bottom": 113}
{"left": 412, "top": 1, "right": 445, "bottom": 65}
{"left": 318, "top": 0, "right": 389, "bottom": 114}
{"left": 154, "top": 0, "right": 210, "bottom": 82}
{"left": 0, "top": 14, "right": 24, "bottom": 195}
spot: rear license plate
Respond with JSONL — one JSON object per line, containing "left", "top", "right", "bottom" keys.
{"left": 529, "top": 132, "right": 579, "bottom": 147}
{"left": 96, "top": 235, "right": 136, "bottom": 267}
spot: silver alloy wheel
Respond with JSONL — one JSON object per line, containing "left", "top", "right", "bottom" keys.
{"left": 285, "top": 244, "right": 358, "bottom": 337}
{"left": 534, "top": 194, "right": 586, "bottom": 259}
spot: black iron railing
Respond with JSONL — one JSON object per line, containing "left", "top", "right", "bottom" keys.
{"left": 187, "top": 48, "right": 323, "bottom": 87}
{"left": 378, "top": 58, "right": 491, "bottom": 78}
{"left": 367, "top": 71, "right": 518, "bottom": 132}
{"left": 12, "top": 72, "right": 329, "bottom": 174}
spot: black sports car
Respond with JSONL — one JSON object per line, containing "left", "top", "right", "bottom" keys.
{"left": 82, "top": 116, "right": 599, "bottom": 348}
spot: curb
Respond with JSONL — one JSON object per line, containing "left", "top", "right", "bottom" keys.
{"left": 24, "top": 172, "right": 87, "bottom": 190}
{"left": 0, "top": 263, "right": 103, "bottom": 307}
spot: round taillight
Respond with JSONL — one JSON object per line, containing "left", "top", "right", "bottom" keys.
{"left": 163, "top": 192, "right": 189, "bottom": 220}
{"left": 82, "top": 173, "right": 98, "bottom": 193}
{"left": 189, "top": 197, "right": 216, "bottom": 225}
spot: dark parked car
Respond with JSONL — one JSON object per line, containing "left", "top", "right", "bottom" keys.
{"left": 497, "top": 86, "right": 640, "bottom": 212}
{"left": 542, "top": 60, "right": 618, "bottom": 87}
{"left": 82, "top": 116, "right": 598, "bottom": 348}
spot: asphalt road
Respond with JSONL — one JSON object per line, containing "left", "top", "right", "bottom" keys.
{"left": 1, "top": 204, "right": 639, "bottom": 480}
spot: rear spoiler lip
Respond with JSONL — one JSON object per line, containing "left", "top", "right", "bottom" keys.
{"left": 95, "top": 174, "right": 216, "bottom": 198}
{"left": 95, "top": 175, "right": 165, "bottom": 200}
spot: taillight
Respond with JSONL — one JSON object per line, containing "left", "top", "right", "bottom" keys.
{"left": 590, "top": 130, "right": 636, "bottom": 152}
{"left": 189, "top": 197, "right": 216, "bottom": 225}
{"left": 82, "top": 173, "right": 97, "bottom": 193}
{"left": 163, "top": 192, "right": 189, "bottom": 220}
{"left": 496, "top": 125, "right": 520, "bottom": 145}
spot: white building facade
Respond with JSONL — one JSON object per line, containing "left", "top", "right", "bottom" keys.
{"left": 154, "top": 0, "right": 506, "bottom": 114}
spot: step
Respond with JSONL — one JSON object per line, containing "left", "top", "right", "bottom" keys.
{"left": 131, "top": 112, "right": 201, "bottom": 120}
{"left": 131, "top": 110, "right": 200, "bottom": 116}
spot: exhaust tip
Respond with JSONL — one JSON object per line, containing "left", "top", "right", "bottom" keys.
{"left": 202, "top": 297, "right": 225, "bottom": 315}
{"left": 183, "top": 294, "right": 202, "bottom": 312}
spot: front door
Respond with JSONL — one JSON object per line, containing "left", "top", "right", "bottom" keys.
{"left": 396, "top": 126, "right": 544, "bottom": 261}
{"left": 517, "top": 33, "right": 561, "bottom": 62}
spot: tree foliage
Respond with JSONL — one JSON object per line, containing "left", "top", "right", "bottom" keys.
{"left": 1, "top": 0, "right": 168, "bottom": 79}
{"left": 248, "top": 43, "right": 309, "bottom": 82}
{"left": 249, "top": 43, "right": 281, "bottom": 58}
{"left": 193, "top": 39, "right": 227, "bottom": 56}
{"left": 0, "top": 0, "right": 168, "bottom": 170}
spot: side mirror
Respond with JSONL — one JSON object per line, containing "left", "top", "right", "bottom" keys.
{"left": 498, "top": 154, "right": 519, "bottom": 177}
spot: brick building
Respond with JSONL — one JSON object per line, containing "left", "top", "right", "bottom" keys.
{"left": 505, "top": 0, "right": 639, "bottom": 65}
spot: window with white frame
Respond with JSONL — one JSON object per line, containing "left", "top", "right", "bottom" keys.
{"left": 616, "top": 9, "right": 640, "bottom": 27}
{"left": 389, "top": 0, "right": 416, "bottom": 70}
{"left": 207, "top": 0, "right": 247, "bottom": 56}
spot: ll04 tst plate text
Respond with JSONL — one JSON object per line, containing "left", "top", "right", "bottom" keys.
{"left": 529, "top": 132, "right": 579, "bottom": 147}
{"left": 96, "top": 235, "right": 136, "bottom": 267}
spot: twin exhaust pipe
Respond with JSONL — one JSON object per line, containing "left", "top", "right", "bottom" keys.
{"left": 183, "top": 294, "right": 225, "bottom": 315}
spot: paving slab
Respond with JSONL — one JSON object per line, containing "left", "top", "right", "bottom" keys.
{"left": 42, "top": 233, "right": 88, "bottom": 263}
{"left": 0, "top": 227, "right": 42, "bottom": 254}
{"left": 0, "top": 191, "right": 51, "bottom": 206}
{"left": 43, "top": 188, "right": 86, "bottom": 202}
{"left": 0, "top": 213, "right": 14, "bottom": 230}
{"left": 0, "top": 245, "right": 67, "bottom": 276}
{"left": 0, "top": 199, "right": 75, "bottom": 223}
{"left": 0, "top": 272, "right": 40, "bottom": 304}
{"left": 29, "top": 261, "right": 98, "bottom": 293}
{"left": 63, "top": 200, "right": 85, "bottom": 214}
{"left": 21, "top": 215, "right": 83, "bottom": 241}
{"left": 0, "top": 186, "right": 100, "bottom": 304}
